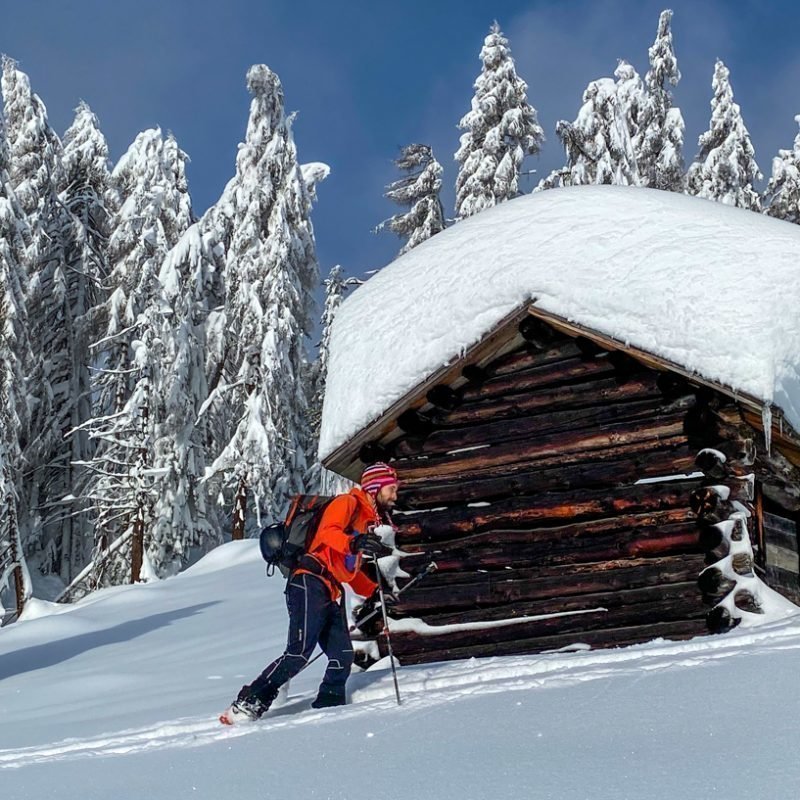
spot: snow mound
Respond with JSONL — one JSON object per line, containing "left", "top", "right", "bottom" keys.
{"left": 320, "top": 186, "right": 800, "bottom": 460}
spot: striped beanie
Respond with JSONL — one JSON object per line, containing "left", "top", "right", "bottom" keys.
{"left": 360, "top": 462, "right": 399, "bottom": 495}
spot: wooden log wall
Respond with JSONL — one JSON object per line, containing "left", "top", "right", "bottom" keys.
{"left": 354, "top": 323, "right": 711, "bottom": 666}
{"left": 689, "top": 455, "right": 763, "bottom": 632}
{"left": 688, "top": 404, "right": 800, "bottom": 614}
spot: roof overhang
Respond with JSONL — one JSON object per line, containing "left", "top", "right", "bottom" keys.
{"left": 322, "top": 302, "right": 800, "bottom": 480}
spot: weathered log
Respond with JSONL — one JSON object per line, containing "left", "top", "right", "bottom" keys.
{"left": 443, "top": 375, "right": 661, "bottom": 426}
{"left": 695, "top": 448, "right": 731, "bottom": 480}
{"left": 574, "top": 336, "right": 605, "bottom": 358}
{"left": 461, "top": 357, "right": 617, "bottom": 402}
{"left": 396, "top": 409, "right": 434, "bottom": 436}
{"left": 398, "top": 449, "right": 695, "bottom": 510}
{"left": 359, "top": 441, "right": 391, "bottom": 464}
{"left": 487, "top": 340, "right": 582, "bottom": 377}
{"left": 705, "top": 605, "right": 739, "bottom": 633}
{"left": 697, "top": 567, "right": 736, "bottom": 601}
{"left": 697, "top": 526, "right": 727, "bottom": 559}
{"left": 731, "top": 552, "right": 754, "bottom": 575}
{"left": 399, "top": 434, "right": 692, "bottom": 496}
{"left": 398, "top": 511, "right": 697, "bottom": 560}
{"left": 734, "top": 589, "right": 762, "bottom": 613}
{"left": 657, "top": 371, "right": 693, "bottom": 400}
{"left": 377, "top": 618, "right": 708, "bottom": 665}
{"left": 394, "top": 395, "right": 694, "bottom": 459}
{"left": 394, "top": 416, "right": 688, "bottom": 482}
{"left": 386, "top": 597, "right": 705, "bottom": 658}
{"left": 397, "top": 522, "right": 702, "bottom": 565}
{"left": 393, "top": 481, "right": 698, "bottom": 542}
{"left": 395, "top": 556, "right": 705, "bottom": 615}
{"left": 397, "top": 446, "right": 697, "bottom": 509}
{"left": 399, "top": 505, "right": 696, "bottom": 547}
{"left": 409, "top": 532, "right": 701, "bottom": 578}
{"left": 461, "top": 364, "right": 488, "bottom": 385}
{"left": 399, "top": 553, "right": 703, "bottom": 589}
{"left": 398, "top": 522, "right": 701, "bottom": 580}
{"left": 606, "top": 350, "right": 644, "bottom": 381}
{"left": 426, "top": 385, "right": 461, "bottom": 412}
{"left": 419, "top": 580, "right": 702, "bottom": 627}
{"left": 518, "top": 316, "right": 558, "bottom": 349}
{"left": 689, "top": 487, "right": 740, "bottom": 524}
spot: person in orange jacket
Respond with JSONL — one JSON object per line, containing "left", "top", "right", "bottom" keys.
{"left": 220, "top": 463, "right": 399, "bottom": 724}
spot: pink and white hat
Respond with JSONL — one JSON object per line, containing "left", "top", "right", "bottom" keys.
{"left": 360, "top": 462, "right": 399, "bottom": 495}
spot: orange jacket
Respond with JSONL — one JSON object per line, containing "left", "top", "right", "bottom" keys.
{"left": 295, "top": 487, "right": 379, "bottom": 602}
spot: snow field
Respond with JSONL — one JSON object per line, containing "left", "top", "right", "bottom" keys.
{"left": 2, "top": 541, "right": 800, "bottom": 799}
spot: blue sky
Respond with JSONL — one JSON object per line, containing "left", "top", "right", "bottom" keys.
{"left": 3, "top": 0, "right": 800, "bottom": 286}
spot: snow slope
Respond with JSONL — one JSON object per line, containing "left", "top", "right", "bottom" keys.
{"left": 3, "top": 542, "right": 800, "bottom": 799}
{"left": 320, "top": 187, "right": 800, "bottom": 460}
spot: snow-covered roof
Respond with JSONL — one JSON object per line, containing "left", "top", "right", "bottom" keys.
{"left": 319, "top": 186, "right": 800, "bottom": 462}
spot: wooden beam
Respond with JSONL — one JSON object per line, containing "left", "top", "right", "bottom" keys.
{"left": 394, "top": 395, "right": 692, "bottom": 458}
{"left": 394, "top": 416, "right": 688, "bottom": 482}
{"left": 375, "top": 619, "right": 707, "bottom": 665}
{"left": 397, "top": 446, "right": 696, "bottom": 509}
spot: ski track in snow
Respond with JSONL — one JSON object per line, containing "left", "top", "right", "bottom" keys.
{"left": 4, "top": 616, "right": 800, "bottom": 771}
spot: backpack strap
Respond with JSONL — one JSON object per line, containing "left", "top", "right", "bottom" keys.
{"left": 292, "top": 494, "right": 360, "bottom": 593}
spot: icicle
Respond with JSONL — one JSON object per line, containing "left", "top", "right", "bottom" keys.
{"left": 761, "top": 404, "right": 773, "bottom": 456}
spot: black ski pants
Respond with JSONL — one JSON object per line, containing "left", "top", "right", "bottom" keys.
{"left": 248, "top": 572, "right": 354, "bottom": 703}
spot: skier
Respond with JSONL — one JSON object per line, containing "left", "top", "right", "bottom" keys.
{"left": 220, "top": 462, "right": 400, "bottom": 724}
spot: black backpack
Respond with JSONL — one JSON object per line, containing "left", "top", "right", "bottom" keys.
{"left": 259, "top": 494, "right": 335, "bottom": 577}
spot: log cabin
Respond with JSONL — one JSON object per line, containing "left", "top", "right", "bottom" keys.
{"left": 319, "top": 186, "right": 800, "bottom": 666}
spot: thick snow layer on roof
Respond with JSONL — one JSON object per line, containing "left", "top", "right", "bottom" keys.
{"left": 319, "top": 186, "right": 800, "bottom": 461}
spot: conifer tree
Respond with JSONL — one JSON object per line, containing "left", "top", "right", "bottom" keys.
{"left": 147, "top": 220, "right": 222, "bottom": 576}
{"left": 378, "top": 144, "right": 445, "bottom": 255}
{"left": 455, "top": 22, "right": 544, "bottom": 219}
{"left": 1, "top": 58, "right": 61, "bottom": 270}
{"left": 540, "top": 62, "right": 642, "bottom": 188}
{"left": 763, "top": 116, "right": 800, "bottom": 223}
{"left": 81, "top": 128, "right": 194, "bottom": 587}
{"left": 205, "top": 65, "right": 319, "bottom": 535}
{"left": 23, "top": 103, "right": 113, "bottom": 583}
{"left": 687, "top": 60, "right": 761, "bottom": 210}
{"left": 305, "top": 265, "right": 360, "bottom": 496}
{"left": 0, "top": 100, "right": 33, "bottom": 613}
{"left": 0, "top": 60, "right": 88, "bottom": 582}
{"left": 636, "top": 9, "right": 685, "bottom": 191}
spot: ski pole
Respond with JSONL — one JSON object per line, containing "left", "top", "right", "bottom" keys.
{"left": 372, "top": 554, "right": 402, "bottom": 706}
{"left": 302, "top": 561, "right": 437, "bottom": 672}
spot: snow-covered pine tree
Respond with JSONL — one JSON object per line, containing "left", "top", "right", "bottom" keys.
{"left": 377, "top": 144, "right": 445, "bottom": 255}
{"left": 1, "top": 58, "right": 61, "bottom": 270}
{"left": 539, "top": 62, "right": 643, "bottom": 189}
{"left": 0, "top": 98, "right": 33, "bottom": 614}
{"left": 455, "top": 22, "right": 544, "bottom": 219}
{"left": 20, "top": 102, "right": 114, "bottom": 586}
{"left": 687, "top": 60, "right": 761, "bottom": 210}
{"left": 0, "top": 60, "right": 91, "bottom": 587}
{"left": 205, "top": 65, "right": 319, "bottom": 536}
{"left": 147, "top": 219, "right": 223, "bottom": 576}
{"left": 763, "top": 116, "right": 800, "bottom": 223}
{"left": 636, "top": 9, "right": 685, "bottom": 191}
{"left": 80, "top": 128, "right": 194, "bottom": 589}
{"left": 305, "top": 265, "right": 361, "bottom": 495}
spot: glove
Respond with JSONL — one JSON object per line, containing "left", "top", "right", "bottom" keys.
{"left": 350, "top": 532, "right": 392, "bottom": 558}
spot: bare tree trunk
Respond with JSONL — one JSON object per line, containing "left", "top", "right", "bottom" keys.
{"left": 232, "top": 477, "right": 247, "bottom": 541}
{"left": 130, "top": 507, "right": 144, "bottom": 583}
